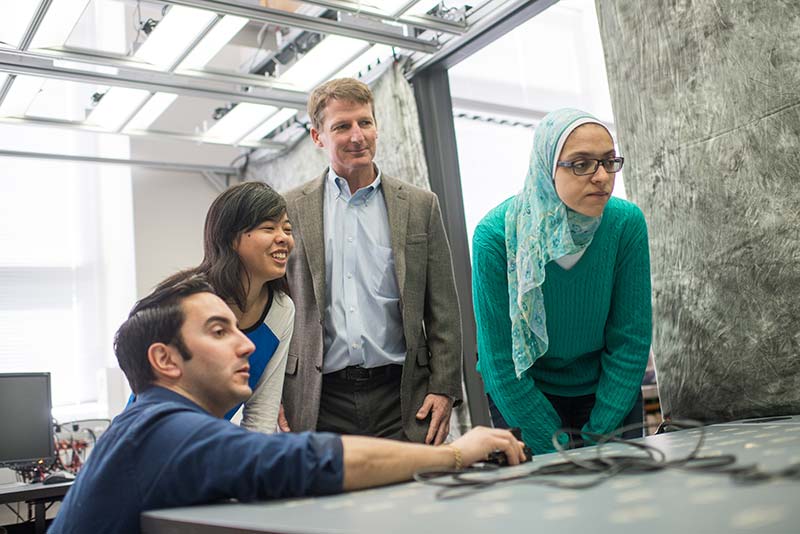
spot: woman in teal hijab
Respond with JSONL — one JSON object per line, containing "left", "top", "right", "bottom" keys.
{"left": 472, "top": 108, "right": 651, "bottom": 454}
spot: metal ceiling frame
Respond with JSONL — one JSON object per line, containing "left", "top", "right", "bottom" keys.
{"left": 0, "top": 49, "right": 309, "bottom": 109}
{"left": 112, "top": 13, "right": 224, "bottom": 133}
{"left": 0, "top": 114, "right": 286, "bottom": 150}
{"left": 0, "top": 148, "right": 238, "bottom": 175}
{"left": 296, "top": 0, "right": 468, "bottom": 35}
{"left": 0, "top": 0, "right": 527, "bottom": 170}
{"left": 0, "top": 0, "right": 54, "bottom": 106}
{"left": 406, "top": 0, "right": 558, "bottom": 76}
{"left": 160, "top": 0, "right": 441, "bottom": 53}
{"left": 0, "top": 0, "right": 465, "bottom": 154}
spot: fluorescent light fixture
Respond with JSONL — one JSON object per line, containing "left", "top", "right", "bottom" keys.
{"left": 134, "top": 6, "right": 217, "bottom": 70}
{"left": 331, "top": 45, "right": 394, "bottom": 81}
{"left": 178, "top": 15, "right": 248, "bottom": 70}
{"left": 0, "top": 2, "right": 40, "bottom": 48}
{"left": 203, "top": 103, "right": 278, "bottom": 144}
{"left": 279, "top": 35, "right": 368, "bottom": 91}
{"left": 242, "top": 108, "right": 298, "bottom": 143}
{"left": 85, "top": 87, "right": 150, "bottom": 130}
{"left": 124, "top": 92, "right": 178, "bottom": 131}
{"left": 0, "top": 75, "right": 46, "bottom": 117}
{"left": 29, "top": 0, "right": 91, "bottom": 49}
{"left": 25, "top": 79, "right": 96, "bottom": 122}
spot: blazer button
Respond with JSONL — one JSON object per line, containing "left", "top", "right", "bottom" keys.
{"left": 315, "top": 365, "right": 322, "bottom": 372}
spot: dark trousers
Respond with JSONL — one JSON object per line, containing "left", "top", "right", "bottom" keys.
{"left": 317, "top": 365, "right": 407, "bottom": 441}
{"left": 488, "top": 391, "right": 644, "bottom": 445}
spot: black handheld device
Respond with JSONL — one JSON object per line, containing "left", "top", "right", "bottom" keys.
{"left": 485, "top": 427, "right": 533, "bottom": 466}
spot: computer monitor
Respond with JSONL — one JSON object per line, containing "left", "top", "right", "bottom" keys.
{"left": 0, "top": 372, "right": 55, "bottom": 466}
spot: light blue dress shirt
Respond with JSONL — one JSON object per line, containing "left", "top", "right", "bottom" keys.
{"left": 322, "top": 165, "right": 406, "bottom": 373}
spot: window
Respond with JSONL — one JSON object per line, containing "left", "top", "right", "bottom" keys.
{"left": 450, "top": 0, "right": 624, "bottom": 254}
{"left": 0, "top": 126, "right": 136, "bottom": 420}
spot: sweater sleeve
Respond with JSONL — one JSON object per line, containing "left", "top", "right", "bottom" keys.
{"left": 472, "top": 215, "right": 565, "bottom": 454}
{"left": 584, "top": 205, "right": 652, "bottom": 438}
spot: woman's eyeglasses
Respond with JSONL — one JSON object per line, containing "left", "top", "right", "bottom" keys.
{"left": 557, "top": 157, "right": 624, "bottom": 176}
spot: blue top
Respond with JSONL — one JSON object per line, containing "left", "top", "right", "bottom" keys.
{"left": 322, "top": 164, "right": 406, "bottom": 373}
{"left": 49, "top": 387, "right": 344, "bottom": 534}
{"left": 224, "top": 298, "right": 280, "bottom": 419}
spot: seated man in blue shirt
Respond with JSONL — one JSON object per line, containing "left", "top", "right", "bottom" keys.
{"left": 50, "top": 274, "right": 526, "bottom": 533}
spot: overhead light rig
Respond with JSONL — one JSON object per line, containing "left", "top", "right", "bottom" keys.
{"left": 0, "top": 0, "right": 521, "bottom": 159}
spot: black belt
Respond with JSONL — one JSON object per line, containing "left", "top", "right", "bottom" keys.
{"left": 324, "top": 364, "right": 402, "bottom": 382}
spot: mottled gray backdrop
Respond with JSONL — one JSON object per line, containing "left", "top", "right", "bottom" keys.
{"left": 596, "top": 0, "right": 800, "bottom": 421}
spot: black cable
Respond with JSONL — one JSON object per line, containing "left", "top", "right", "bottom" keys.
{"left": 414, "top": 420, "right": 800, "bottom": 499}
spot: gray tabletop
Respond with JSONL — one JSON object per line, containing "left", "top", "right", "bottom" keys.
{"left": 142, "top": 416, "right": 800, "bottom": 534}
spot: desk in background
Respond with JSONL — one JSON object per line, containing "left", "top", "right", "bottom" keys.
{"left": 143, "top": 416, "right": 800, "bottom": 534}
{"left": 0, "top": 481, "right": 72, "bottom": 534}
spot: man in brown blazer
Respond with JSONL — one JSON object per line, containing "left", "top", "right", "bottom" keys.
{"left": 281, "top": 78, "right": 462, "bottom": 444}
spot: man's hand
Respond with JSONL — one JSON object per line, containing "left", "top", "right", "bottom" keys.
{"left": 416, "top": 393, "right": 453, "bottom": 445}
{"left": 341, "top": 426, "right": 528, "bottom": 490}
{"left": 277, "top": 404, "right": 291, "bottom": 432}
{"left": 451, "top": 426, "right": 527, "bottom": 467}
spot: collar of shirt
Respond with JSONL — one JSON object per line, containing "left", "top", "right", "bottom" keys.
{"left": 326, "top": 164, "right": 382, "bottom": 206}
{"left": 136, "top": 386, "right": 208, "bottom": 414}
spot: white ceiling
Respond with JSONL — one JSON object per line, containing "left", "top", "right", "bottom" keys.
{"left": 0, "top": 0, "right": 523, "bottom": 164}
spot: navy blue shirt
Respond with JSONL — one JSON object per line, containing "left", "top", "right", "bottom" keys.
{"left": 49, "top": 387, "right": 344, "bottom": 533}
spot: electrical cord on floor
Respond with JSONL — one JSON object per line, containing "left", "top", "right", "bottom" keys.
{"left": 413, "top": 420, "right": 800, "bottom": 499}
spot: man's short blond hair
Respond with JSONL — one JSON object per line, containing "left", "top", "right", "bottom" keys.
{"left": 307, "top": 77, "right": 375, "bottom": 131}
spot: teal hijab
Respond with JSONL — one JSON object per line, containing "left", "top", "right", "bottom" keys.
{"left": 504, "top": 108, "right": 609, "bottom": 378}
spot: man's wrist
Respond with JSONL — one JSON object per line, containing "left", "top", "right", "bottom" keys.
{"left": 427, "top": 392, "right": 455, "bottom": 404}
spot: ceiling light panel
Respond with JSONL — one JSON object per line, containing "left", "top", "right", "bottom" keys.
{"left": 134, "top": 5, "right": 217, "bottom": 70}
{"left": 178, "top": 15, "right": 249, "bottom": 70}
{"left": 0, "top": 75, "right": 47, "bottom": 117}
{"left": 331, "top": 44, "right": 394, "bottom": 80}
{"left": 242, "top": 108, "right": 297, "bottom": 143}
{"left": 203, "top": 103, "right": 277, "bottom": 144}
{"left": 0, "top": 2, "right": 40, "bottom": 48}
{"left": 29, "top": 0, "right": 92, "bottom": 49}
{"left": 85, "top": 87, "right": 150, "bottom": 130}
{"left": 64, "top": 0, "right": 129, "bottom": 55}
{"left": 124, "top": 92, "right": 178, "bottom": 131}
{"left": 25, "top": 78, "right": 99, "bottom": 122}
{"left": 279, "top": 35, "right": 367, "bottom": 91}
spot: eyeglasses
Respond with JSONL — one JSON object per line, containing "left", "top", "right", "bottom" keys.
{"left": 556, "top": 156, "right": 624, "bottom": 176}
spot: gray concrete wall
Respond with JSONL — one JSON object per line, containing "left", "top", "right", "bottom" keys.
{"left": 595, "top": 0, "right": 800, "bottom": 421}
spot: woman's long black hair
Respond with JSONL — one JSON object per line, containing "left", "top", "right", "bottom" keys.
{"left": 164, "top": 181, "right": 290, "bottom": 312}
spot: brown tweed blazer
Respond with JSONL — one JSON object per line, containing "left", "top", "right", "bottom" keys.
{"left": 281, "top": 170, "right": 463, "bottom": 442}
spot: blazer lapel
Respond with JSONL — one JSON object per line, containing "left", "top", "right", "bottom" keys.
{"left": 382, "top": 175, "right": 409, "bottom": 297}
{"left": 295, "top": 172, "right": 327, "bottom": 320}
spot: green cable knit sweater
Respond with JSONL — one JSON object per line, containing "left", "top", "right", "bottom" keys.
{"left": 472, "top": 196, "right": 652, "bottom": 454}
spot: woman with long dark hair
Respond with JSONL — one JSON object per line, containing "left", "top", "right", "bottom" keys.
{"left": 153, "top": 181, "right": 295, "bottom": 432}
